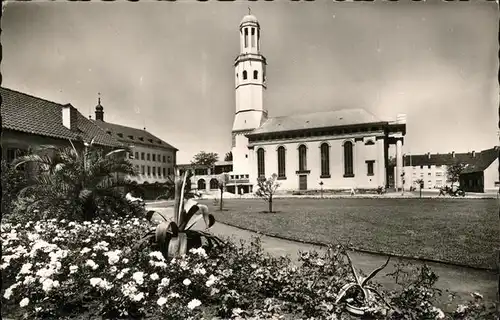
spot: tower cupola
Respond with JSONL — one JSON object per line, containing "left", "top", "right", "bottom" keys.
{"left": 95, "top": 92, "right": 104, "bottom": 121}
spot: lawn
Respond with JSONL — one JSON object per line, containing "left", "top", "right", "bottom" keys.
{"left": 205, "top": 198, "right": 499, "bottom": 270}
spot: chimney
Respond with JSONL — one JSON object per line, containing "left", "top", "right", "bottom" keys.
{"left": 62, "top": 104, "right": 78, "bottom": 131}
{"left": 427, "top": 152, "right": 431, "bottom": 159}
{"left": 451, "top": 151, "right": 455, "bottom": 158}
{"left": 472, "top": 150, "right": 475, "bottom": 157}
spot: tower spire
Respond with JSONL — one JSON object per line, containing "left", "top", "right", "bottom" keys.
{"left": 95, "top": 92, "right": 104, "bottom": 121}
{"left": 248, "top": 7, "right": 251, "bottom": 15}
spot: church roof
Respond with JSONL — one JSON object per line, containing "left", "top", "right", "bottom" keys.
{"left": 248, "top": 108, "right": 385, "bottom": 136}
{"left": 1, "top": 87, "right": 121, "bottom": 148}
{"left": 92, "top": 120, "right": 178, "bottom": 151}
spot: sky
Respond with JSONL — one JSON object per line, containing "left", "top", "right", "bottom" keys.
{"left": 2, "top": 0, "right": 498, "bottom": 163}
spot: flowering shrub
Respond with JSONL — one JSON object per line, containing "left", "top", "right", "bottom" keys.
{"left": 2, "top": 217, "right": 498, "bottom": 319}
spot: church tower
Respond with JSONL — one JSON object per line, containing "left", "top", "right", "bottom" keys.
{"left": 231, "top": 11, "right": 267, "bottom": 174}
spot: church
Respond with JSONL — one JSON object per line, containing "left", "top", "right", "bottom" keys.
{"left": 230, "top": 13, "right": 407, "bottom": 193}
{"left": 180, "top": 13, "right": 407, "bottom": 194}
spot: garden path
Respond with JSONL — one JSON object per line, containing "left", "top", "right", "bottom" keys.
{"left": 147, "top": 203, "right": 498, "bottom": 312}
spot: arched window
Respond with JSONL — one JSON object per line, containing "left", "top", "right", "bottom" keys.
{"left": 277, "top": 146, "right": 286, "bottom": 178}
{"left": 243, "top": 70, "right": 247, "bottom": 80}
{"left": 320, "top": 143, "right": 330, "bottom": 177}
{"left": 209, "top": 178, "right": 218, "bottom": 190}
{"left": 244, "top": 28, "right": 248, "bottom": 48}
{"left": 365, "top": 140, "right": 375, "bottom": 146}
{"left": 253, "top": 70, "right": 258, "bottom": 80}
{"left": 343, "top": 141, "right": 354, "bottom": 177}
{"left": 298, "top": 144, "right": 307, "bottom": 172}
{"left": 257, "top": 148, "right": 265, "bottom": 178}
{"left": 197, "top": 179, "right": 206, "bottom": 190}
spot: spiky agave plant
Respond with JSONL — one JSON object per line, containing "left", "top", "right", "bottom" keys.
{"left": 137, "top": 171, "right": 222, "bottom": 258}
{"left": 335, "top": 252, "right": 392, "bottom": 315}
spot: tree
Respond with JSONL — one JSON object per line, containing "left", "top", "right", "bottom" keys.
{"left": 446, "top": 163, "right": 466, "bottom": 187}
{"left": 14, "top": 141, "right": 138, "bottom": 221}
{"left": 415, "top": 179, "right": 424, "bottom": 198}
{"left": 255, "top": 174, "right": 280, "bottom": 213}
{"left": 224, "top": 151, "right": 233, "bottom": 162}
{"left": 191, "top": 151, "right": 219, "bottom": 167}
{"left": 216, "top": 173, "right": 230, "bottom": 211}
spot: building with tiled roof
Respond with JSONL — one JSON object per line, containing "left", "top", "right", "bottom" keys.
{"left": 1, "top": 87, "right": 123, "bottom": 164}
{"left": 224, "top": 13, "right": 407, "bottom": 194}
{"left": 459, "top": 147, "right": 499, "bottom": 193}
{"left": 91, "top": 98, "right": 178, "bottom": 196}
{"left": 401, "top": 147, "right": 499, "bottom": 192}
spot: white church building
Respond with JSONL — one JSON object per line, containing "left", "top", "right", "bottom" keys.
{"left": 178, "top": 13, "right": 407, "bottom": 194}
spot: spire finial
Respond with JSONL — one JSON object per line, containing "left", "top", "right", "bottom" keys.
{"left": 98, "top": 92, "right": 101, "bottom": 105}
{"left": 248, "top": 7, "right": 251, "bottom": 15}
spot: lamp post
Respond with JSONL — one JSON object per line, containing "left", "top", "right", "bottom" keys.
{"left": 319, "top": 181, "right": 324, "bottom": 199}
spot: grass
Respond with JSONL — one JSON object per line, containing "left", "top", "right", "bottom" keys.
{"left": 204, "top": 198, "right": 499, "bottom": 270}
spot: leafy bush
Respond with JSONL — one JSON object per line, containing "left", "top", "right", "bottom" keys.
{"left": 12, "top": 143, "right": 141, "bottom": 222}
{"left": 1, "top": 160, "right": 28, "bottom": 217}
{"left": 2, "top": 217, "right": 497, "bottom": 319}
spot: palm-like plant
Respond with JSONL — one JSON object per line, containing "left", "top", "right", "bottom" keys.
{"left": 137, "top": 171, "right": 222, "bottom": 258}
{"left": 14, "top": 139, "right": 137, "bottom": 221}
{"left": 335, "top": 252, "right": 391, "bottom": 315}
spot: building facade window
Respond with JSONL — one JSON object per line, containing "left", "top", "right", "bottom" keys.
{"left": 152, "top": 154, "right": 156, "bottom": 162}
{"left": 277, "top": 146, "right": 286, "bottom": 179}
{"left": 163, "top": 168, "right": 166, "bottom": 176}
{"left": 257, "top": 148, "right": 265, "bottom": 177}
{"left": 147, "top": 166, "right": 151, "bottom": 176}
{"left": 141, "top": 152, "right": 145, "bottom": 160}
{"left": 168, "top": 168, "right": 172, "bottom": 175}
{"left": 167, "top": 156, "right": 172, "bottom": 163}
{"left": 244, "top": 28, "right": 248, "bottom": 48}
{"left": 198, "top": 179, "right": 206, "bottom": 190}
{"left": 343, "top": 141, "right": 354, "bottom": 177}
{"left": 366, "top": 160, "right": 375, "bottom": 176}
{"left": 251, "top": 28, "right": 255, "bottom": 47}
{"left": 209, "top": 178, "right": 218, "bottom": 190}
{"left": 157, "top": 167, "right": 161, "bottom": 176}
{"left": 141, "top": 165, "right": 145, "bottom": 175}
{"left": 135, "top": 152, "right": 139, "bottom": 159}
{"left": 147, "top": 153, "right": 151, "bottom": 161}
{"left": 163, "top": 155, "right": 166, "bottom": 163}
{"left": 152, "top": 167, "right": 156, "bottom": 176}
{"left": 298, "top": 144, "right": 307, "bottom": 171}
{"left": 243, "top": 70, "right": 247, "bottom": 80}
{"left": 320, "top": 143, "right": 330, "bottom": 177}
{"left": 253, "top": 70, "right": 258, "bottom": 80}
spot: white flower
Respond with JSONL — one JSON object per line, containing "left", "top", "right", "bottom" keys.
{"left": 19, "top": 263, "right": 33, "bottom": 274}
{"left": 36, "top": 267, "right": 55, "bottom": 279}
{"left": 160, "top": 278, "right": 170, "bottom": 287}
{"left": 150, "top": 273, "right": 159, "bottom": 281}
{"left": 110, "top": 266, "right": 117, "bottom": 273}
{"left": 90, "top": 278, "right": 102, "bottom": 287}
{"left": 169, "top": 292, "right": 180, "bottom": 298}
{"left": 69, "top": 265, "right": 78, "bottom": 274}
{"left": 122, "top": 258, "right": 129, "bottom": 264}
{"left": 183, "top": 278, "right": 191, "bottom": 286}
{"left": 157, "top": 297, "right": 168, "bottom": 306}
{"left": 23, "top": 276, "right": 35, "bottom": 285}
{"left": 456, "top": 304, "right": 467, "bottom": 313}
{"left": 132, "top": 292, "right": 144, "bottom": 302}
{"left": 187, "top": 299, "right": 201, "bottom": 310}
{"left": 132, "top": 272, "right": 144, "bottom": 285}
{"left": 193, "top": 266, "right": 206, "bottom": 275}
{"left": 85, "top": 260, "right": 99, "bottom": 270}
{"left": 19, "top": 297, "right": 29, "bottom": 307}
{"left": 104, "top": 250, "right": 121, "bottom": 265}
{"left": 80, "top": 247, "right": 91, "bottom": 254}
{"left": 189, "top": 247, "right": 207, "bottom": 258}
{"left": 149, "top": 251, "right": 165, "bottom": 261}
{"left": 431, "top": 307, "right": 445, "bottom": 319}
{"left": 205, "top": 274, "right": 218, "bottom": 287}
{"left": 105, "top": 232, "right": 116, "bottom": 237}
{"left": 316, "top": 258, "right": 325, "bottom": 266}
{"left": 250, "top": 263, "right": 257, "bottom": 269}
{"left": 3, "top": 283, "right": 20, "bottom": 300}
{"left": 471, "top": 292, "right": 483, "bottom": 299}
{"left": 41, "top": 279, "right": 60, "bottom": 293}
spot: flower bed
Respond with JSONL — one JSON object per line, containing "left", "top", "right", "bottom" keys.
{"left": 1, "top": 217, "right": 497, "bottom": 319}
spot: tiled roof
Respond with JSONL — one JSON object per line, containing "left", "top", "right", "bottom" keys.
{"left": 248, "top": 108, "right": 386, "bottom": 136}
{"left": 404, "top": 147, "right": 499, "bottom": 173}
{"left": 92, "top": 120, "right": 178, "bottom": 151}
{"left": 403, "top": 152, "right": 477, "bottom": 167}
{"left": 461, "top": 147, "right": 499, "bottom": 174}
{"left": 1, "top": 87, "right": 122, "bottom": 148}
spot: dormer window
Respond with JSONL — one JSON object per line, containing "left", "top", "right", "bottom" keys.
{"left": 138, "top": 137, "right": 144, "bottom": 141}
{"left": 106, "top": 130, "right": 112, "bottom": 135}
{"left": 128, "top": 135, "right": 134, "bottom": 140}
{"left": 157, "top": 140, "right": 162, "bottom": 144}
{"left": 117, "top": 133, "right": 123, "bottom": 138}
{"left": 148, "top": 139, "right": 153, "bottom": 143}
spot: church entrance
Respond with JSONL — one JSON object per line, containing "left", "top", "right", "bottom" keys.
{"left": 299, "top": 175, "right": 307, "bottom": 191}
